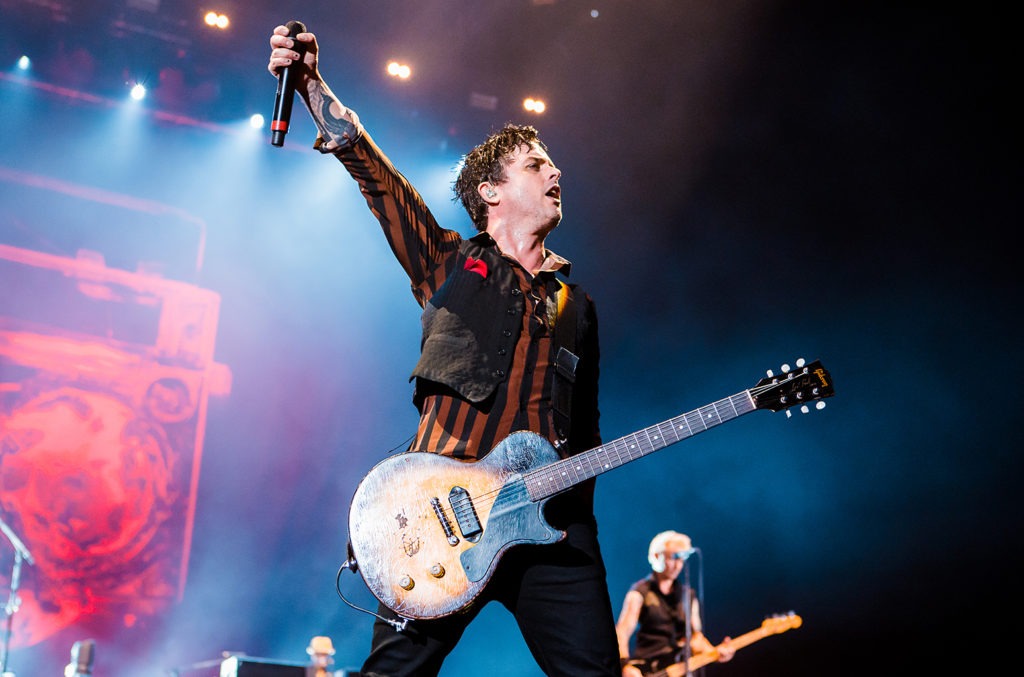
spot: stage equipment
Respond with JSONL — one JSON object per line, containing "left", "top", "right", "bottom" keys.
{"left": 0, "top": 516, "right": 34, "bottom": 675}
{"left": 63, "top": 638, "right": 95, "bottom": 677}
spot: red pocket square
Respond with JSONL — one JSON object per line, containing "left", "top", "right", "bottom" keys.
{"left": 464, "top": 256, "right": 488, "bottom": 278}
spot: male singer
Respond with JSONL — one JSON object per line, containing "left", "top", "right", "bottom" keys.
{"left": 267, "top": 22, "right": 620, "bottom": 677}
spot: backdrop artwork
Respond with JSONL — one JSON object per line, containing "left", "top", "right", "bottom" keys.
{"left": 0, "top": 197, "right": 231, "bottom": 648}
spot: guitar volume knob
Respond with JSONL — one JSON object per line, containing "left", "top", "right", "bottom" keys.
{"left": 429, "top": 563, "right": 445, "bottom": 578}
{"left": 398, "top": 575, "right": 415, "bottom": 590}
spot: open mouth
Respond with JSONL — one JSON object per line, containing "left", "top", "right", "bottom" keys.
{"left": 546, "top": 185, "right": 561, "bottom": 203}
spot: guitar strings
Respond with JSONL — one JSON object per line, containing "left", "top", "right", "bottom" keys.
{"left": 444, "top": 376, "right": 820, "bottom": 522}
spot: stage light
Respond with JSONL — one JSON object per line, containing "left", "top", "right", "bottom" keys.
{"left": 130, "top": 83, "right": 147, "bottom": 101}
{"left": 249, "top": 113, "right": 264, "bottom": 129}
{"left": 523, "top": 98, "right": 546, "bottom": 114}
{"left": 17, "top": 55, "right": 30, "bottom": 70}
{"left": 386, "top": 61, "right": 412, "bottom": 79}
{"left": 204, "top": 11, "right": 230, "bottom": 29}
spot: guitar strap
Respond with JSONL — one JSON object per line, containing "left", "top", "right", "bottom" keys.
{"left": 551, "top": 279, "right": 579, "bottom": 444}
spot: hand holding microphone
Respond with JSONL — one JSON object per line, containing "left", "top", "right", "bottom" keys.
{"left": 266, "top": 22, "right": 359, "bottom": 152}
{"left": 269, "top": 20, "right": 310, "bottom": 147}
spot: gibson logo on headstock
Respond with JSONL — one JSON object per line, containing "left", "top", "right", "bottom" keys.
{"left": 813, "top": 368, "right": 829, "bottom": 387}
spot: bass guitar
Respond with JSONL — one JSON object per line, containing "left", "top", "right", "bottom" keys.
{"left": 642, "top": 612, "right": 803, "bottom": 676}
{"left": 347, "top": 359, "right": 833, "bottom": 619}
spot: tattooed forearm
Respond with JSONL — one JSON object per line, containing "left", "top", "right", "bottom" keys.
{"left": 307, "top": 80, "right": 359, "bottom": 149}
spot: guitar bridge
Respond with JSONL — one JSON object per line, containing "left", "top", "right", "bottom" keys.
{"left": 430, "top": 497, "right": 460, "bottom": 546}
{"left": 449, "top": 486, "right": 482, "bottom": 542}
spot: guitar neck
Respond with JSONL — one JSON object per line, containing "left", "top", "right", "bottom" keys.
{"left": 719, "top": 625, "right": 774, "bottom": 652}
{"left": 647, "top": 627, "right": 775, "bottom": 675}
{"left": 525, "top": 390, "right": 756, "bottom": 501}
{"left": 684, "top": 626, "right": 773, "bottom": 672}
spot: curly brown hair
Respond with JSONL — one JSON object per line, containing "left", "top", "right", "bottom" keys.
{"left": 453, "top": 122, "right": 547, "bottom": 230}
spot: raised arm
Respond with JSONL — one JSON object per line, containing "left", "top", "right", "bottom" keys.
{"left": 267, "top": 24, "right": 360, "bottom": 150}
{"left": 265, "top": 23, "right": 461, "bottom": 300}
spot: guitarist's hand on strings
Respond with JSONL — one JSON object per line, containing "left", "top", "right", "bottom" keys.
{"left": 692, "top": 630, "right": 735, "bottom": 663}
{"left": 620, "top": 661, "right": 643, "bottom": 677}
{"left": 717, "top": 636, "right": 736, "bottom": 662}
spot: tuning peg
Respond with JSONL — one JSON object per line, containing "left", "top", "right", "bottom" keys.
{"left": 795, "top": 357, "right": 806, "bottom": 368}
{"left": 788, "top": 401, "right": 827, "bottom": 417}
{"left": 766, "top": 368, "right": 775, "bottom": 377}
{"left": 781, "top": 363, "right": 791, "bottom": 373}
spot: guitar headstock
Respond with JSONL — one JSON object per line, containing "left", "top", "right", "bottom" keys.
{"left": 761, "top": 611, "right": 803, "bottom": 634}
{"left": 751, "top": 358, "right": 834, "bottom": 414}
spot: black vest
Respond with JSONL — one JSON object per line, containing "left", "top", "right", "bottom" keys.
{"left": 410, "top": 235, "right": 526, "bottom": 403}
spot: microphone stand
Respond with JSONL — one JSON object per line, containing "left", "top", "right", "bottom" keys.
{"left": 0, "top": 516, "right": 34, "bottom": 677}
{"left": 681, "top": 558, "right": 692, "bottom": 677}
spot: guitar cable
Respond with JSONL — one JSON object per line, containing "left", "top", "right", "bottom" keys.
{"left": 332, "top": 434, "right": 417, "bottom": 631}
{"left": 334, "top": 544, "right": 411, "bottom": 632}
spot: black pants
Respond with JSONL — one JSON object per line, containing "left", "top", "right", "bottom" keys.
{"left": 359, "top": 517, "right": 620, "bottom": 677}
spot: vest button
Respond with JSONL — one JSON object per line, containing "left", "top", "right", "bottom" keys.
{"left": 497, "top": 348, "right": 507, "bottom": 356}
{"left": 506, "top": 307, "right": 516, "bottom": 315}
{"left": 511, "top": 288, "right": 522, "bottom": 296}
{"left": 494, "top": 369, "right": 505, "bottom": 378}
{"left": 503, "top": 330, "right": 512, "bottom": 337}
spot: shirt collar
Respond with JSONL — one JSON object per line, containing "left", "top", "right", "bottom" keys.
{"left": 470, "top": 231, "right": 573, "bottom": 277}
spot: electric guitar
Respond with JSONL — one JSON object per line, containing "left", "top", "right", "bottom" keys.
{"left": 642, "top": 612, "right": 803, "bottom": 676}
{"left": 347, "top": 359, "right": 833, "bottom": 619}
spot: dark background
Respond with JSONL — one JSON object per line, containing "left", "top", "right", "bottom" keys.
{"left": 0, "top": 1, "right": 1018, "bottom": 675}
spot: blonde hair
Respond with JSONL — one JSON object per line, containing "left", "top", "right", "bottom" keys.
{"left": 647, "top": 530, "right": 693, "bottom": 570}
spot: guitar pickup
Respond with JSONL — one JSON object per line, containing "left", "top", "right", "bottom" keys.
{"left": 449, "top": 486, "right": 482, "bottom": 542}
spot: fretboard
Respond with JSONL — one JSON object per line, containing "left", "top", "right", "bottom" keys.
{"left": 524, "top": 389, "right": 756, "bottom": 500}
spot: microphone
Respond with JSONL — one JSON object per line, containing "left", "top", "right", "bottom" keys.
{"left": 64, "top": 639, "right": 95, "bottom": 677}
{"left": 668, "top": 548, "right": 697, "bottom": 562}
{"left": 271, "top": 20, "right": 308, "bottom": 147}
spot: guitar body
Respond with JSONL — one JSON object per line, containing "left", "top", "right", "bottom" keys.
{"left": 347, "top": 431, "right": 565, "bottom": 619}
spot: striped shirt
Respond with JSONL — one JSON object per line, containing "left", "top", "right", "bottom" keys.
{"left": 332, "top": 131, "right": 601, "bottom": 462}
